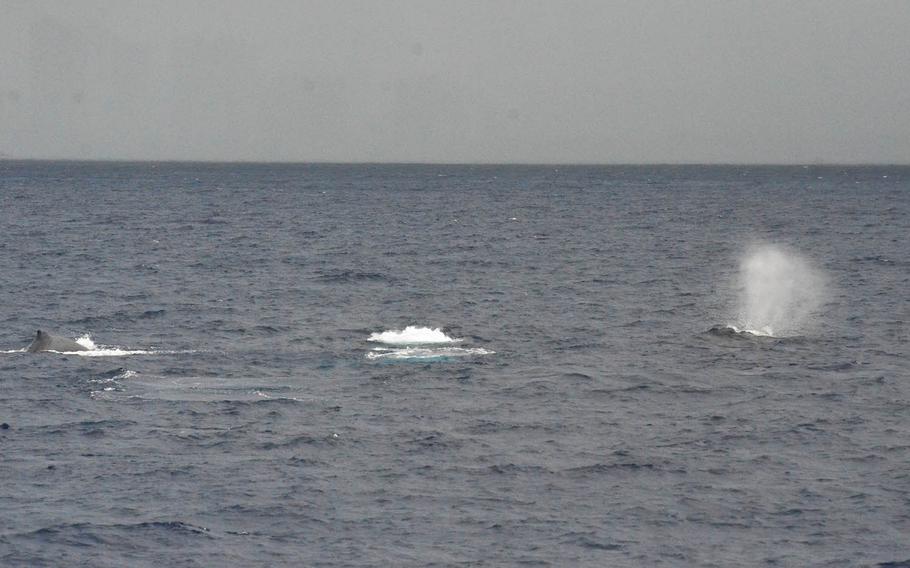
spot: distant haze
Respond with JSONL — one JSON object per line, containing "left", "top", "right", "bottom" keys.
{"left": 1, "top": 0, "right": 908, "bottom": 163}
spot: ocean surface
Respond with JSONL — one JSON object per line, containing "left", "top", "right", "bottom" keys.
{"left": 0, "top": 162, "right": 907, "bottom": 567}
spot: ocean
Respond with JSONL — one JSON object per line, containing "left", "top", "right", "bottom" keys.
{"left": 0, "top": 162, "right": 907, "bottom": 566}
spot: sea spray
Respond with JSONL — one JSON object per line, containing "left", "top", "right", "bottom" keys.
{"left": 734, "top": 244, "right": 826, "bottom": 336}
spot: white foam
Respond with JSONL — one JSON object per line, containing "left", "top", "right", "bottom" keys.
{"left": 71, "top": 348, "right": 189, "bottom": 357}
{"left": 365, "top": 346, "right": 494, "bottom": 360}
{"left": 367, "top": 326, "right": 462, "bottom": 345}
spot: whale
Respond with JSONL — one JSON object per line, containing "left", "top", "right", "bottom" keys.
{"left": 26, "top": 330, "right": 89, "bottom": 353}
{"left": 706, "top": 325, "right": 742, "bottom": 337}
{"left": 706, "top": 325, "right": 775, "bottom": 339}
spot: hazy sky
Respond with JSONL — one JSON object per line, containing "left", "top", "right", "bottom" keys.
{"left": 1, "top": 0, "right": 908, "bottom": 163}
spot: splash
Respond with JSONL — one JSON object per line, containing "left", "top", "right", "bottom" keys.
{"left": 733, "top": 244, "right": 826, "bottom": 337}
{"left": 365, "top": 326, "right": 492, "bottom": 361}
{"left": 64, "top": 334, "right": 160, "bottom": 356}
{"left": 75, "top": 334, "right": 97, "bottom": 350}
{"left": 367, "top": 326, "right": 462, "bottom": 345}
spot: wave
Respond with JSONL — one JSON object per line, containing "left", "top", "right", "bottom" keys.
{"left": 314, "top": 270, "right": 392, "bottom": 284}
{"left": 20, "top": 520, "right": 211, "bottom": 541}
{"left": 366, "top": 346, "right": 494, "bottom": 361}
{"left": 367, "top": 326, "right": 462, "bottom": 345}
{"left": 94, "top": 368, "right": 138, "bottom": 382}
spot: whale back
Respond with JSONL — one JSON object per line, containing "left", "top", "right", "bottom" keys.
{"left": 27, "top": 330, "right": 89, "bottom": 353}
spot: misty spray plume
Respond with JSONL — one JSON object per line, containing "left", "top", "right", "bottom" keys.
{"left": 733, "top": 244, "right": 826, "bottom": 337}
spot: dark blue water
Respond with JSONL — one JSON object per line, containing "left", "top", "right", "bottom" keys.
{"left": 1, "top": 162, "right": 908, "bottom": 566}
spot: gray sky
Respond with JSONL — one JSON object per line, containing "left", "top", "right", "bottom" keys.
{"left": 1, "top": 0, "right": 908, "bottom": 163}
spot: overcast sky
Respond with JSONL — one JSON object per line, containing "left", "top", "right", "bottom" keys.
{"left": 1, "top": 0, "right": 908, "bottom": 163}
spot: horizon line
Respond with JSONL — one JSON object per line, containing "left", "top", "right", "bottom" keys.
{"left": 2, "top": 158, "right": 909, "bottom": 168}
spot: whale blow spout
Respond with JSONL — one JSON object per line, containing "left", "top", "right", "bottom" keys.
{"left": 26, "top": 330, "right": 90, "bottom": 353}
{"left": 735, "top": 245, "right": 826, "bottom": 337}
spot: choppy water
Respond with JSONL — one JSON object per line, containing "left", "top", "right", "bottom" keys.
{"left": 0, "top": 162, "right": 908, "bottom": 567}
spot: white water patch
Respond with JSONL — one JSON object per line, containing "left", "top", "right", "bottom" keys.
{"left": 72, "top": 348, "right": 191, "bottom": 357}
{"left": 367, "top": 326, "right": 462, "bottom": 345}
{"left": 70, "top": 348, "right": 157, "bottom": 357}
{"left": 366, "top": 346, "right": 494, "bottom": 361}
{"left": 48, "top": 335, "right": 189, "bottom": 357}
{"left": 732, "top": 244, "right": 827, "bottom": 337}
{"left": 88, "top": 369, "right": 138, "bottom": 399}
